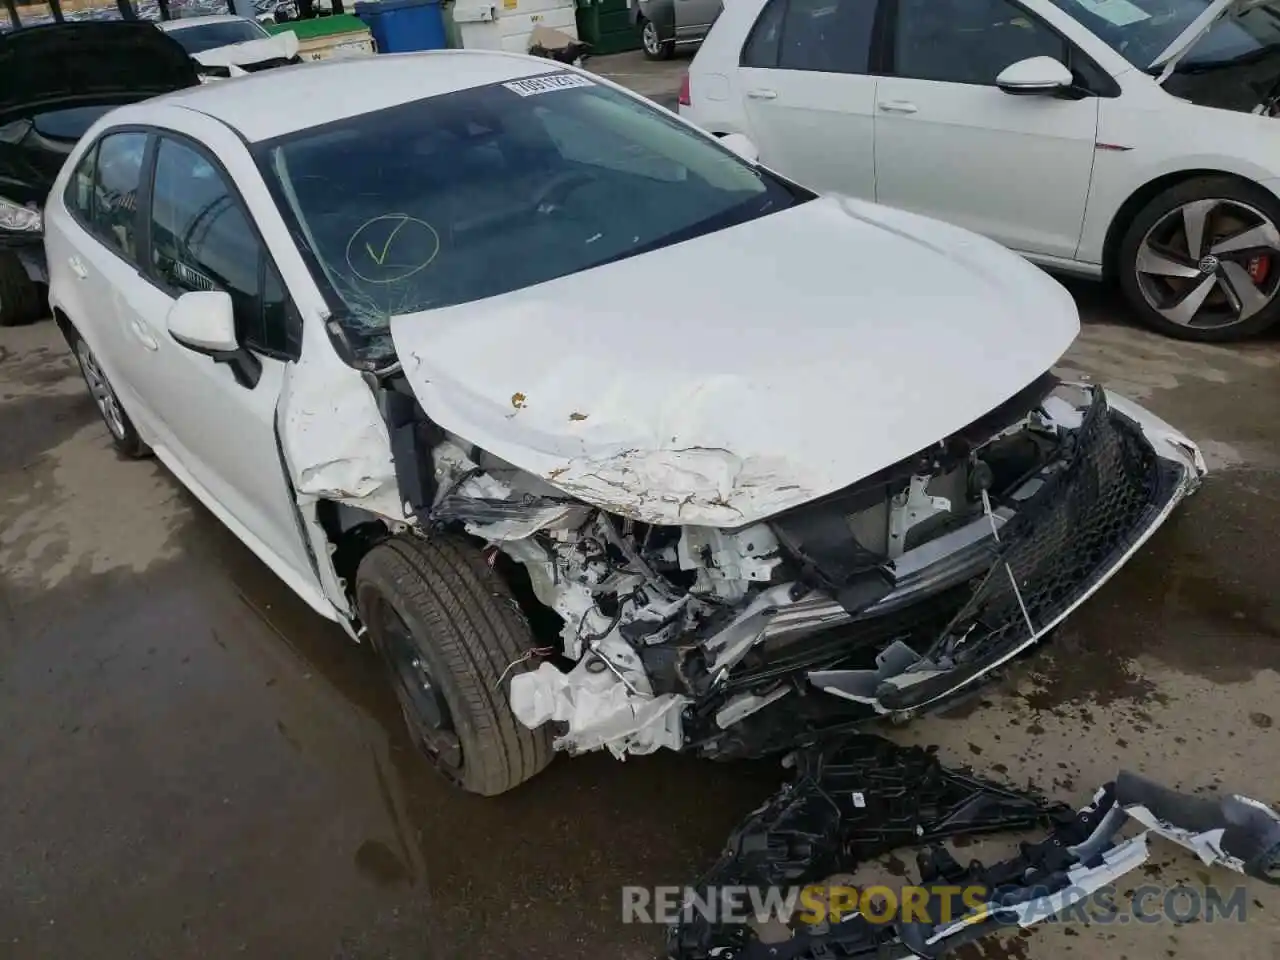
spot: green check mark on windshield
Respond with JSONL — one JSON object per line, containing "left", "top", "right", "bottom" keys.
{"left": 366, "top": 216, "right": 410, "bottom": 266}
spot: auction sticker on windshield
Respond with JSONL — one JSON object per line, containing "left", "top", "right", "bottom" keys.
{"left": 503, "top": 73, "right": 595, "bottom": 96}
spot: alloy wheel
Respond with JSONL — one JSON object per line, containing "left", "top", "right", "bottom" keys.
{"left": 643, "top": 20, "right": 661, "bottom": 56}
{"left": 76, "top": 340, "right": 127, "bottom": 440}
{"left": 373, "top": 596, "right": 465, "bottom": 779}
{"left": 1134, "top": 198, "right": 1280, "bottom": 330}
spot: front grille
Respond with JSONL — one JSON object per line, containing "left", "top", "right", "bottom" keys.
{"left": 888, "top": 388, "right": 1174, "bottom": 707}
{"left": 695, "top": 388, "right": 1183, "bottom": 732}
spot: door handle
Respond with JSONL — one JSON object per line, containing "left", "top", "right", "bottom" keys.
{"left": 746, "top": 88, "right": 778, "bottom": 100}
{"left": 128, "top": 317, "right": 159, "bottom": 351}
{"left": 68, "top": 256, "right": 88, "bottom": 280}
{"left": 877, "top": 100, "right": 918, "bottom": 114}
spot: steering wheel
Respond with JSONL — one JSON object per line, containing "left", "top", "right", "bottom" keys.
{"left": 530, "top": 169, "right": 596, "bottom": 213}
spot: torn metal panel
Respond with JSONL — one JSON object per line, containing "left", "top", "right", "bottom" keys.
{"left": 278, "top": 355, "right": 402, "bottom": 516}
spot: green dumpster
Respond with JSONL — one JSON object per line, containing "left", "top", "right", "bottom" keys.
{"left": 574, "top": 0, "right": 640, "bottom": 56}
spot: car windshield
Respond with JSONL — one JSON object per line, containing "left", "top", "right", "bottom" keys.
{"left": 1046, "top": 0, "right": 1280, "bottom": 70}
{"left": 168, "top": 20, "right": 268, "bottom": 53}
{"left": 256, "top": 73, "right": 798, "bottom": 362}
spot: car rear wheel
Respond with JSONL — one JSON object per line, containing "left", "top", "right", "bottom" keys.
{"left": 1119, "top": 177, "right": 1280, "bottom": 342}
{"left": 70, "top": 329, "right": 147, "bottom": 457}
{"left": 355, "top": 534, "right": 554, "bottom": 796}
{"left": 0, "top": 251, "right": 42, "bottom": 327}
{"left": 640, "top": 17, "right": 674, "bottom": 60}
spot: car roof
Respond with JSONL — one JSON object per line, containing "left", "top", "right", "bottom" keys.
{"left": 140, "top": 50, "right": 568, "bottom": 142}
{"left": 158, "top": 14, "right": 259, "bottom": 31}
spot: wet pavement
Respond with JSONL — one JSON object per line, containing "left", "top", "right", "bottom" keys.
{"left": 4, "top": 283, "right": 1279, "bottom": 960}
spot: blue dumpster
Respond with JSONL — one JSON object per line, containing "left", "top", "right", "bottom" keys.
{"left": 354, "top": 0, "right": 447, "bottom": 53}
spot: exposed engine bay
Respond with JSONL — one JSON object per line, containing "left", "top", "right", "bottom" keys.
{"left": 377, "top": 372, "right": 1203, "bottom": 762}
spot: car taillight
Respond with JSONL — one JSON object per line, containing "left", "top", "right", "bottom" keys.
{"left": 678, "top": 73, "right": 691, "bottom": 107}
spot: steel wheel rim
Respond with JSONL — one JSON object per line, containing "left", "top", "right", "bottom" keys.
{"left": 643, "top": 21, "right": 661, "bottom": 55}
{"left": 373, "top": 596, "right": 464, "bottom": 777}
{"left": 76, "top": 341, "right": 126, "bottom": 440}
{"left": 1135, "top": 198, "right": 1280, "bottom": 330}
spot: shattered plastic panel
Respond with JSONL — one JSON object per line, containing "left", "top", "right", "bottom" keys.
{"left": 670, "top": 735, "right": 1280, "bottom": 959}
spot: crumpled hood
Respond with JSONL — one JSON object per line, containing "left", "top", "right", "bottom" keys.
{"left": 191, "top": 31, "right": 299, "bottom": 69}
{"left": 390, "top": 195, "right": 1079, "bottom": 527}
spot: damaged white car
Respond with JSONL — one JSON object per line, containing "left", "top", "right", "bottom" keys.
{"left": 43, "top": 51, "right": 1206, "bottom": 796}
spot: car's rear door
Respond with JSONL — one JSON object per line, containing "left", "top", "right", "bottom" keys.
{"left": 117, "top": 130, "right": 315, "bottom": 592}
{"left": 48, "top": 128, "right": 167, "bottom": 441}
{"left": 676, "top": 0, "right": 722, "bottom": 38}
{"left": 736, "top": 0, "right": 882, "bottom": 200}
{"left": 872, "top": 0, "right": 1101, "bottom": 259}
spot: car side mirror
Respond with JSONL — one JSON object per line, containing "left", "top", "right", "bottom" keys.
{"left": 995, "top": 56, "right": 1075, "bottom": 96}
{"left": 719, "top": 133, "right": 759, "bottom": 164}
{"left": 167, "top": 291, "right": 262, "bottom": 388}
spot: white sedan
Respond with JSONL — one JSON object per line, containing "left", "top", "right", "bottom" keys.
{"left": 45, "top": 52, "right": 1204, "bottom": 795}
{"left": 681, "top": 0, "right": 1280, "bottom": 342}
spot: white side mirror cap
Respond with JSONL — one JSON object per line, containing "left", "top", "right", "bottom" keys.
{"left": 719, "top": 132, "right": 760, "bottom": 163}
{"left": 996, "top": 56, "right": 1074, "bottom": 95}
{"left": 168, "top": 290, "right": 238, "bottom": 354}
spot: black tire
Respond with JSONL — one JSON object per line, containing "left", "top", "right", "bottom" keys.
{"left": 1118, "top": 176, "right": 1280, "bottom": 342}
{"left": 356, "top": 534, "right": 554, "bottom": 796}
{"left": 67, "top": 325, "right": 148, "bottom": 458}
{"left": 639, "top": 17, "right": 675, "bottom": 60}
{"left": 0, "top": 251, "right": 42, "bottom": 327}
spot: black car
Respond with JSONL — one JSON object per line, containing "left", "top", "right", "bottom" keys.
{"left": 0, "top": 20, "right": 201, "bottom": 325}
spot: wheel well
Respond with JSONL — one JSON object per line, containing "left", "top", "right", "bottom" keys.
{"left": 51, "top": 307, "right": 77, "bottom": 348}
{"left": 1101, "top": 169, "right": 1257, "bottom": 280}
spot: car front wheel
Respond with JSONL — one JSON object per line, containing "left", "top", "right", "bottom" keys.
{"left": 1119, "top": 176, "right": 1280, "bottom": 342}
{"left": 355, "top": 534, "right": 554, "bottom": 796}
{"left": 640, "top": 17, "right": 674, "bottom": 60}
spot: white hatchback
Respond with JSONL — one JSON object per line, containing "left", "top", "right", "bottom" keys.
{"left": 681, "top": 0, "right": 1280, "bottom": 342}
{"left": 45, "top": 52, "right": 1204, "bottom": 796}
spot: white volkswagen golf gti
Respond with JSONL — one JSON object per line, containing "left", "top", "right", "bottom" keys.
{"left": 45, "top": 52, "right": 1205, "bottom": 796}
{"left": 681, "top": 0, "right": 1280, "bottom": 342}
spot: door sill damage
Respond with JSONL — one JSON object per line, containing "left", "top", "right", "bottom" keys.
{"left": 668, "top": 735, "right": 1280, "bottom": 960}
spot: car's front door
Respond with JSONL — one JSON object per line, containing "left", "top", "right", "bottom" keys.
{"left": 118, "top": 132, "right": 314, "bottom": 588}
{"left": 736, "top": 0, "right": 881, "bottom": 200}
{"left": 872, "top": 0, "right": 1101, "bottom": 259}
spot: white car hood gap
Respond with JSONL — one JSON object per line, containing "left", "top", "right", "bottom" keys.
{"left": 389, "top": 196, "right": 1079, "bottom": 527}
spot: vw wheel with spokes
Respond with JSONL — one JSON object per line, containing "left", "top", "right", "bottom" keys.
{"left": 1119, "top": 177, "right": 1280, "bottom": 342}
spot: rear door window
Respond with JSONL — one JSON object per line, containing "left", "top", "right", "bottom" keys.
{"left": 742, "top": 0, "right": 880, "bottom": 74}
{"left": 87, "top": 131, "right": 148, "bottom": 263}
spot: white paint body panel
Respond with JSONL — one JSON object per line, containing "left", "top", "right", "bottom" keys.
{"left": 682, "top": 0, "right": 1280, "bottom": 272}
{"left": 389, "top": 194, "right": 1080, "bottom": 527}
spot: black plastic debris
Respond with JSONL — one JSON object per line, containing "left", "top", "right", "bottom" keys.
{"left": 669, "top": 735, "right": 1280, "bottom": 960}
{"left": 668, "top": 736, "right": 1070, "bottom": 959}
